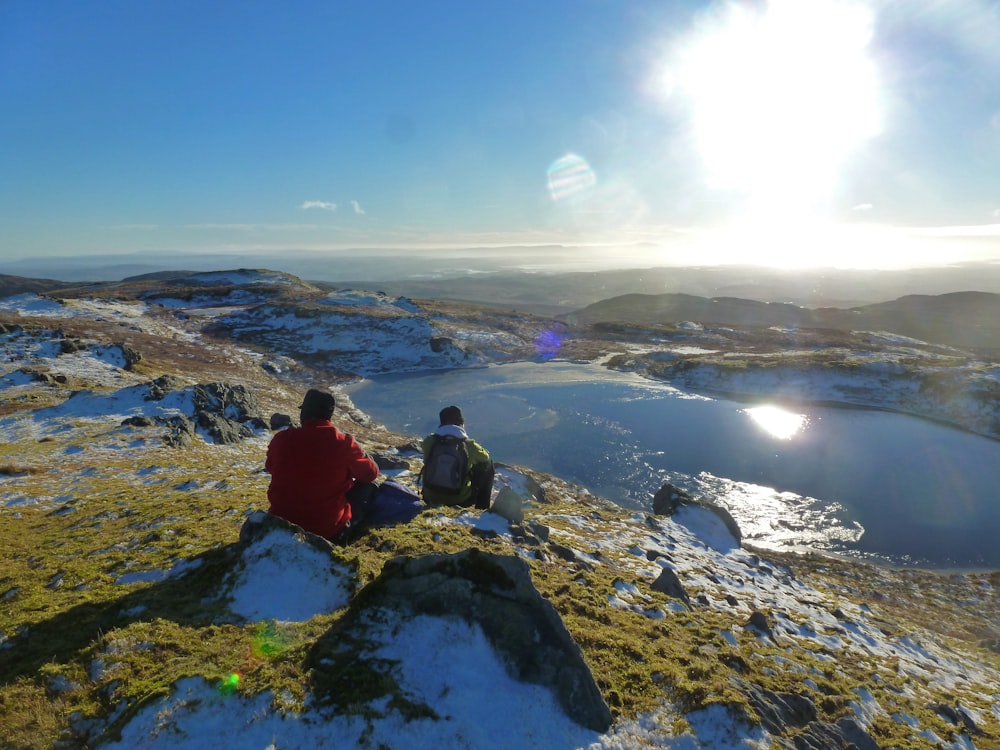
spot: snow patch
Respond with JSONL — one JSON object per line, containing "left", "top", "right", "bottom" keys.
{"left": 179, "top": 270, "right": 295, "bottom": 287}
{"left": 320, "top": 289, "right": 420, "bottom": 313}
{"left": 221, "top": 527, "right": 354, "bottom": 622}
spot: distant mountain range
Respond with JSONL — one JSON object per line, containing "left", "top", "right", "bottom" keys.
{"left": 2, "top": 251, "right": 1000, "bottom": 310}
{"left": 2, "top": 267, "right": 999, "bottom": 355}
{"left": 339, "top": 262, "right": 1000, "bottom": 312}
{"left": 564, "top": 291, "right": 1000, "bottom": 355}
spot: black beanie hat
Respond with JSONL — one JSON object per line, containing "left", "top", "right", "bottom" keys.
{"left": 300, "top": 388, "right": 336, "bottom": 420}
{"left": 439, "top": 405, "right": 464, "bottom": 426}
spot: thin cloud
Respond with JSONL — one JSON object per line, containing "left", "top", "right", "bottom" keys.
{"left": 351, "top": 200, "right": 366, "bottom": 215}
{"left": 184, "top": 223, "right": 319, "bottom": 231}
{"left": 185, "top": 223, "right": 258, "bottom": 231}
{"left": 301, "top": 200, "right": 338, "bottom": 211}
{"left": 909, "top": 223, "right": 1000, "bottom": 238}
{"left": 852, "top": 203, "right": 874, "bottom": 212}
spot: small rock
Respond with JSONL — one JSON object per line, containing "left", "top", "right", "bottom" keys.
{"left": 651, "top": 567, "right": 690, "bottom": 607}
{"left": 745, "top": 610, "right": 774, "bottom": 639}
{"left": 651, "top": 483, "right": 692, "bottom": 515}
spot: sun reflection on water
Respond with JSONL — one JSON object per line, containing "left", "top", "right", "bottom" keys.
{"left": 746, "top": 405, "right": 808, "bottom": 440}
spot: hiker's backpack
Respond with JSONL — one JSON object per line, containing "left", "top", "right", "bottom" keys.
{"left": 422, "top": 435, "right": 469, "bottom": 494}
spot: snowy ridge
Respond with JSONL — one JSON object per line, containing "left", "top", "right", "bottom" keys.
{"left": 659, "top": 357, "right": 1000, "bottom": 440}
{"left": 0, "top": 293, "right": 149, "bottom": 321}
{"left": 175, "top": 269, "right": 300, "bottom": 287}
{"left": 213, "top": 300, "right": 526, "bottom": 375}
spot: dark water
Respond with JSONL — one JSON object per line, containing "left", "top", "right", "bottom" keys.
{"left": 346, "top": 361, "right": 1000, "bottom": 569}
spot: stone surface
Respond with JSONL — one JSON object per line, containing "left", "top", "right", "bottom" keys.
{"left": 356, "top": 549, "right": 613, "bottom": 732}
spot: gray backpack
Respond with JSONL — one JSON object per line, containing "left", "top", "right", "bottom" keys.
{"left": 422, "top": 435, "right": 469, "bottom": 494}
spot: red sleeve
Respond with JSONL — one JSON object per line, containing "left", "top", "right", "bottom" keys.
{"left": 344, "top": 433, "right": 379, "bottom": 482}
{"left": 265, "top": 430, "right": 286, "bottom": 474}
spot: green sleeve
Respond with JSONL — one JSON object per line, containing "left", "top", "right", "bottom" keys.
{"left": 420, "top": 434, "right": 434, "bottom": 459}
{"left": 466, "top": 439, "right": 491, "bottom": 467}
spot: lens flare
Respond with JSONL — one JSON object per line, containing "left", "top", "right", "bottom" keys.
{"left": 252, "top": 621, "right": 290, "bottom": 658}
{"left": 534, "top": 322, "right": 569, "bottom": 360}
{"left": 218, "top": 672, "right": 241, "bottom": 695}
{"left": 547, "top": 153, "right": 596, "bottom": 202}
{"left": 534, "top": 329, "right": 564, "bottom": 359}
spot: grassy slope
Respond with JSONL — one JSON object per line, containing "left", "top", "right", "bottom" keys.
{"left": 3, "top": 425, "right": 999, "bottom": 748}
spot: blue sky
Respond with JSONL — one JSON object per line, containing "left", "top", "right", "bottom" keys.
{"left": 2, "top": 0, "right": 999, "bottom": 270}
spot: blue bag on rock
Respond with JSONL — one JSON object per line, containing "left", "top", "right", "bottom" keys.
{"left": 366, "top": 481, "right": 424, "bottom": 526}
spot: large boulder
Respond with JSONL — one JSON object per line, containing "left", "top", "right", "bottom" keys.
{"left": 355, "top": 549, "right": 613, "bottom": 732}
{"left": 651, "top": 482, "right": 743, "bottom": 547}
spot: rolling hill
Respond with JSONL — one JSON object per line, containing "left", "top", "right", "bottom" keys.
{"left": 564, "top": 291, "right": 1000, "bottom": 355}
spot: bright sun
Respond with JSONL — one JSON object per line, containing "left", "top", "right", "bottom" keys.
{"left": 672, "top": 0, "right": 882, "bottom": 266}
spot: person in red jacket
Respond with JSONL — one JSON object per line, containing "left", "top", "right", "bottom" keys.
{"left": 266, "top": 388, "right": 378, "bottom": 540}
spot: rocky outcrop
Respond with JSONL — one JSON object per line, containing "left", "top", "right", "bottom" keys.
{"left": 371, "top": 450, "right": 411, "bottom": 471}
{"left": 740, "top": 681, "right": 880, "bottom": 750}
{"left": 490, "top": 487, "right": 525, "bottom": 522}
{"left": 651, "top": 482, "right": 693, "bottom": 515}
{"left": 161, "top": 415, "right": 196, "bottom": 448}
{"left": 354, "top": 549, "right": 613, "bottom": 732}
{"left": 237, "top": 510, "right": 335, "bottom": 558}
{"left": 238, "top": 516, "right": 619, "bottom": 733}
{"left": 54, "top": 335, "right": 141, "bottom": 370}
{"left": 145, "top": 374, "right": 187, "bottom": 400}
{"left": 652, "top": 482, "right": 743, "bottom": 546}
{"left": 192, "top": 382, "right": 265, "bottom": 443}
{"left": 59, "top": 337, "right": 87, "bottom": 354}
{"left": 141, "top": 378, "right": 266, "bottom": 445}
{"left": 19, "top": 367, "right": 68, "bottom": 385}
{"left": 117, "top": 342, "right": 142, "bottom": 370}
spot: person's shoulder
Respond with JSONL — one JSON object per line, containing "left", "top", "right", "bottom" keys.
{"left": 323, "top": 424, "right": 351, "bottom": 440}
{"left": 307, "top": 420, "right": 342, "bottom": 435}
{"left": 466, "top": 437, "right": 490, "bottom": 455}
{"left": 270, "top": 425, "right": 295, "bottom": 441}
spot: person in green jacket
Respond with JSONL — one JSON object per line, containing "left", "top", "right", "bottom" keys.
{"left": 420, "top": 405, "right": 494, "bottom": 509}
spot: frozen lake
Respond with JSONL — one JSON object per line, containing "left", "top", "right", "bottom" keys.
{"left": 346, "top": 361, "right": 1000, "bottom": 569}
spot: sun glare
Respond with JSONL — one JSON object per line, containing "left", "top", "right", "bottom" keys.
{"left": 671, "top": 0, "right": 883, "bottom": 266}
{"left": 746, "top": 405, "right": 808, "bottom": 440}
